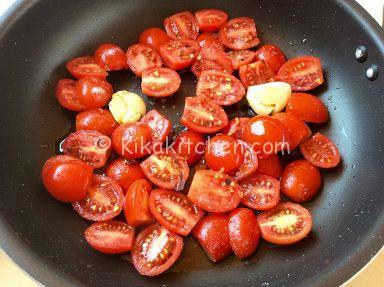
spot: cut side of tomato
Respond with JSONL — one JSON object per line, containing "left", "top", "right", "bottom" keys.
{"left": 220, "top": 117, "right": 249, "bottom": 139}
{"left": 66, "top": 56, "right": 108, "bottom": 79}
{"left": 56, "top": 79, "right": 87, "bottom": 112}
{"left": 195, "top": 9, "right": 228, "bottom": 32}
{"left": 219, "top": 17, "right": 260, "bottom": 50}
{"left": 192, "top": 47, "right": 233, "bottom": 77}
{"left": 239, "top": 60, "right": 276, "bottom": 88}
{"left": 140, "top": 109, "right": 172, "bottom": 150}
{"left": 226, "top": 50, "right": 256, "bottom": 70}
{"left": 285, "top": 93, "right": 329, "bottom": 123}
{"left": 254, "top": 44, "right": 287, "bottom": 74}
{"left": 159, "top": 39, "right": 200, "bottom": 70}
{"left": 232, "top": 140, "right": 259, "bottom": 182}
{"left": 164, "top": 11, "right": 199, "bottom": 40}
{"left": 141, "top": 67, "right": 181, "bottom": 97}
{"left": 126, "top": 44, "right": 162, "bottom": 77}
{"left": 196, "top": 33, "right": 225, "bottom": 51}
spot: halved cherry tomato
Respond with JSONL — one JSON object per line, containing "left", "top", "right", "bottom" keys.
{"left": 56, "top": 79, "right": 87, "bottom": 112}
{"left": 254, "top": 44, "right": 287, "bottom": 74}
{"left": 141, "top": 67, "right": 181, "bottom": 97}
{"left": 164, "top": 11, "right": 199, "bottom": 40}
{"left": 192, "top": 213, "right": 231, "bottom": 262}
{"left": 277, "top": 56, "right": 324, "bottom": 91}
{"left": 196, "top": 33, "right": 224, "bottom": 51}
{"left": 240, "top": 174, "right": 280, "bottom": 210}
{"left": 192, "top": 47, "right": 233, "bottom": 77}
{"left": 140, "top": 150, "right": 189, "bottom": 191}
{"left": 221, "top": 117, "right": 249, "bottom": 139}
{"left": 300, "top": 133, "right": 340, "bottom": 168}
{"left": 281, "top": 160, "right": 322, "bottom": 202}
{"left": 181, "top": 97, "right": 228, "bottom": 134}
{"left": 76, "top": 108, "right": 119, "bottom": 136}
{"left": 111, "top": 123, "right": 152, "bottom": 160}
{"left": 226, "top": 50, "right": 256, "bottom": 70}
{"left": 149, "top": 189, "right": 204, "bottom": 236}
{"left": 139, "top": 27, "right": 171, "bottom": 51}
{"left": 239, "top": 60, "right": 275, "bottom": 88}
{"left": 196, "top": 70, "right": 245, "bottom": 106}
{"left": 124, "top": 178, "right": 153, "bottom": 227}
{"left": 191, "top": 58, "right": 225, "bottom": 78}
{"left": 228, "top": 208, "right": 260, "bottom": 258}
{"left": 106, "top": 159, "right": 146, "bottom": 192}
{"left": 257, "top": 202, "right": 312, "bottom": 245}
{"left": 42, "top": 155, "right": 93, "bottom": 202}
{"left": 195, "top": 9, "right": 228, "bottom": 33}
{"left": 286, "top": 93, "right": 329, "bottom": 123}
{"left": 219, "top": 17, "right": 260, "bottom": 50}
{"left": 75, "top": 76, "right": 113, "bottom": 109}
{"left": 85, "top": 220, "right": 135, "bottom": 254}
{"left": 159, "top": 39, "right": 200, "bottom": 70}
{"left": 62, "top": 130, "right": 111, "bottom": 169}
{"left": 139, "top": 109, "right": 172, "bottom": 150}
{"left": 72, "top": 175, "right": 124, "bottom": 221}
{"left": 272, "top": 112, "right": 311, "bottom": 150}
{"left": 172, "top": 130, "right": 205, "bottom": 166}
{"left": 205, "top": 134, "right": 243, "bottom": 173}
{"left": 188, "top": 169, "right": 241, "bottom": 213}
{"left": 94, "top": 43, "right": 127, "bottom": 71}
{"left": 233, "top": 140, "right": 259, "bottom": 181}
{"left": 257, "top": 154, "right": 282, "bottom": 179}
{"left": 66, "top": 56, "right": 108, "bottom": 79}
{"left": 126, "top": 44, "right": 162, "bottom": 77}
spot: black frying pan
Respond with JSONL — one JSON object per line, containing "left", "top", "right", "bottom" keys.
{"left": 0, "top": 0, "right": 383, "bottom": 286}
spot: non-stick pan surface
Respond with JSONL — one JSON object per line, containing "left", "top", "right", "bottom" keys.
{"left": 0, "top": 0, "right": 383, "bottom": 286}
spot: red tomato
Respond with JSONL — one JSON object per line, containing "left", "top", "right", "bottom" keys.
{"left": 242, "top": 116, "right": 291, "bottom": 157}
{"left": 228, "top": 208, "right": 260, "bottom": 258}
{"left": 124, "top": 178, "right": 153, "bottom": 227}
{"left": 240, "top": 174, "right": 280, "bottom": 210}
{"left": 233, "top": 140, "right": 259, "bottom": 181}
{"left": 192, "top": 58, "right": 224, "bottom": 78}
{"left": 132, "top": 224, "right": 183, "bottom": 276}
{"left": 277, "top": 56, "right": 324, "bottom": 91}
{"left": 149, "top": 189, "right": 204, "bottom": 236}
{"left": 106, "top": 159, "right": 146, "bottom": 192}
{"left": 192, "top": 47, "right": 233, "bottom": 77}
{"left": 139, "top": 109, "right": 172, "bottom": 150}
{"left": 188, "top": 169, "right": 241, "bottom": 213}
{"left": 94, "top": 43, "right": 127, "bottom": 71}
{"left": 62, "top": 130, "right": 111, "bottom": 169}
{"left": 286, "top": 93, "right": 329, "bottom": 123}
{"left": 272, "top": 112, "right": 311, "bottom": 150}
{"left": 221, "top": 117, "right": 249, "bottom": 139}
{"left": 140, "top": 150, "right": 189, "bottom": 191}
{"left": 111, "top": 123, "right": 152, "bottom": 160}
{"left": 281, "top": 160, "right": 322, "bottom": 202}
{"left": 141, "top": 67, "right": 181, "bottom": 97}
{"left": 181, "top": 97, "right": 228, "bottom": 134}
{"left": 76, "top": 108, "right": 118, "bottom": 136}
{"left": 139, "top": 27, "right": 171, "bottom": 51}
{"left": 195, "top": 9, "right": 228, "bottom": 33}
{"left": 72, "top": 175, "right": 124, "bottom": 221}
{"left": 172, "top": 130, "right": 205, "bottom": 166}
{"left": 66, "top": 56, "right": 108, "bottom": 79}
{"left": 239, "top": 60, "right": 276, "bottom": 88}
{"left": 56, "top": 79, "right": 87, "bottom": 112}
{"left": 226, "top": 50, "right": 256, "bottom": 70}
{"left": 196, "top": 33, "right": 224, "bottom": 51}
{"left": 41, "top": 155, "right": 93, "bottom": 202}
{"left": 219, "top": 17, "right": 260, "bottom": 50}
{"left": 159, "top": 39, "right": 200, "bottom": 70}
{"left": 126, "top": 44, "right": 162, "bottom": 77}
{"left": 205, "top": 134, "right": 243, "bottom": 173}
{"left": 164, "top": 11, "right": 199, "bottom": 40}
{"left": 75, "top": 76, "right": 113, "bottom": 109}
{"left": 257, "top": 202, "right": 312, "bottom": 245}
{"left": 257, "top": 154, "right": 282, "bottom": 179}
{"left": 192, "top": 213, "right": 231, "bottom": 262}
{"left": 196, "top": 70, "right": 245, "bottom": 106}
{"left": 254, "top": 44, "right": 287, "bottom": 74}
{"left": 300, "top": 133, "right": 341, "bottom": 168}
{"left": 85, "top": 220, "right": 135, "bottom": 254}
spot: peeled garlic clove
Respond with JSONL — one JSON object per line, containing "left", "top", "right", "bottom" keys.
{"left": 109, "top": 91, "right": 146, "bottom": 124}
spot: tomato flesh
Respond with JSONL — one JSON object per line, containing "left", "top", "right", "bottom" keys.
{"left": 139, "top": 109, "right": 172, "bottom": 150}
{"left": 56, "top": 79, "right": 87, "bottom": 112}
{"left": 192, "top": 47, "right": 233, "bottom": 77}
{"left": 286, "top": 93, "right": 329, "bottom": 123}
{"left": 94, "top": 43, "right": 127, "bottom": 71}
{"left": 239, "top": 60, "right": 276, "bottom": 88}
{"left": 220, "top": 117, "right": 249, "bottom": 139}
{"left": 126, "top": 44, "right": 162, "bottom": 77}
{"left": 196, "top": 33, "right": 225, "bottom": 51}
{"left": 139, "top": 28, "right": 171, "bottom": 51}
{"left": 172, "top": 130, "right": 205, "bottom": 166}
{"left": 232, "top": 140, "right": 259, "bottom": 182}
{"left": 164, "top": 11, "right": 199, "bottom": 40}
{"left": 254, "top": 44, "right": 287, "bottom": 74}
{"left": 219, "top": 17, "right": 260, "bottom": 50}
{"left": 226, "top": 50, "right": 256, "bottom": 70}
{"left": 76, "top": 108, "right": 118, "bottom": 137}
{"left": 159, "top": 39, "right": 200, "bottom": 70}
{"left": 66, "top": 56, "right": 108, "bottom": 79}
{"left": 195, "top": 9, "right": 228, "bottom": 32}
{"left": 141, "top": 67, "right": 181, "bottom": 97}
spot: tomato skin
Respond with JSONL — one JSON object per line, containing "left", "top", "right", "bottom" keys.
{"left": 196, "top": 33, "right": 225, "bottom": 51}
{"left": 195, "top": 9, "right": 228, "bottom": 32}
{"left": 164, "top": 11, "right": 199, "bottom": 40}
{"left": 139, "top": 110, "right": 172, "bottom": 150}
{"left": 126, "top": 44, "right": 163, "bottom": 77}
{"left": 172, "top": 130, "right": 205, "bottom": 166}
{"left": 141, "top": 67, "right": 181, "bottom": 97}
{"left": 124, "top": 178, "right": 153, "bottom": 227}
{"left": 75, "top": 76, "right": 113, "bottom": 109}
{"left": 94, "top": 43, "right": 127, "bottom": 71}
{"left": 254, "top": 44, "right": 287, "bottom": 74}
{"left": 300, "top": 133, "right": 341, "bottom": 168}
{"left": 226, "top": 50, "right": 256, "bottom": 70}
{"left": 66, "top": 56, "right": 108, "bottom": 79}
{"left": 257, "top": 154, "right": 282, "bottom": 179}
{"left": 159, "top": 39, "right": 200, "bottom": 70}
{"left": 139, "top": 27, "right": 171, "bottom": 51}
{"left": 277, "top": 56, "right": 324, "bottom": 91}
{"left": 232, "top": 140, "right": 259, "bottom": 182}
{"left": 221, "top": 117, "right": 249, "bottom": 139}
{"left": 106, "top": 159, "right": 146, "bottom": 192}
{"left": 286, "top": 93, "right": 329, "bottom": 123}
{"left": 228, "top": 208, "right": 260, "bottom": 258}
{"left": 239, "top": 60, "right": 276, "bottom": 88}
{"left": 219, "top": 17, "right": 260, "bottom": 50}
{"left": 42, "top": 155, "right": 93, "bottom": 202}
{"left": 192, "top": 213, "right": 231, "bottom": 262}
{"left": 56, "top": 79, "right": 87, "bottom": 112}
{"left": 76, "top": 108, "right": 118, "bottom": 136}
{"left": 257, "top": 202, "right": 313, "bottom": 245}
{"left": 85, "top": 220, "right": 135, "bottom": 254}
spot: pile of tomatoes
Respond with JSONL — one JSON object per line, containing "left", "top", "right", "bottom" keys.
{"left": 42, "top": 9, "right": 341, "bottom": 276}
